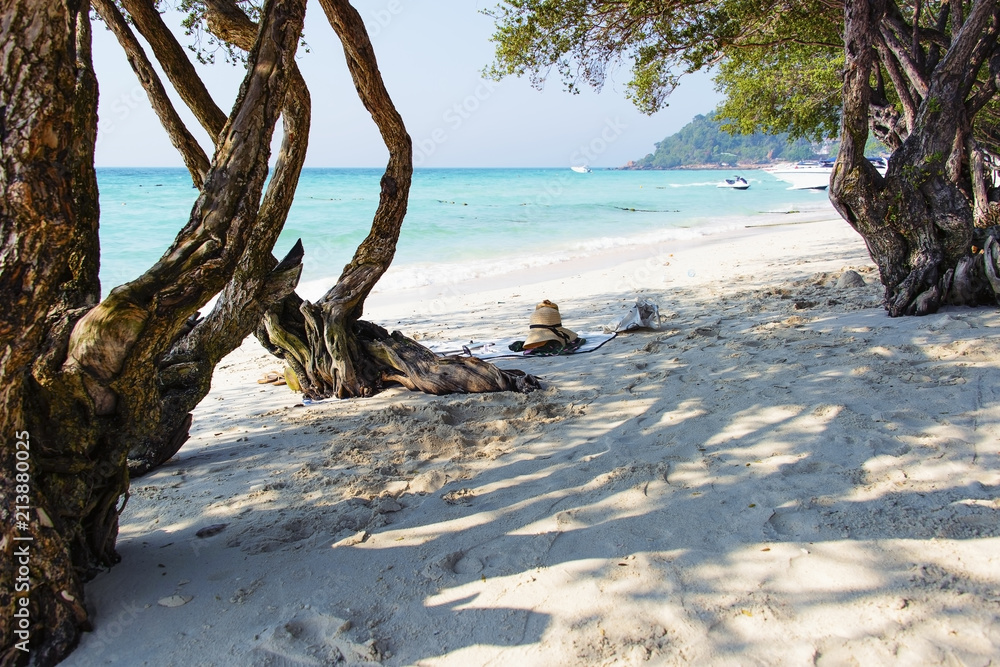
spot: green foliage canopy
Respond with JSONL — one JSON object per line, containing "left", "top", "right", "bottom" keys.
{"left": 485, "top": 0, "right": 846, "bottom": 138}
{"left": 176, "top": 0, "right": 264, "bottom": 65}
{"left": 713, "top": 44, "right": 843, "bottom": 143}
{"left": 116, "top": 1, "right": 307, "bottom": 66}
{"left": 487, "top": 0, "right": 999, "bottom": 161}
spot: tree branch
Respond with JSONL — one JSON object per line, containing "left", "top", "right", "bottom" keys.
{"left": 119, "top": 0, "right": 228, "bottom": 140}
{"left": 960, "top": 4, "right": 1000, "bottom": 101}
{"left": 933, "top": 0, "right": 999, "bottom": 91}
{"left": 65, "top": 0, "right": 308, "bottom": 399}
{"left": 967, "top": 48, "right": 1000, "bottom": 115}
{"left": 316, "top": 0, "right": 413, "bottom": 321}
{"left": 874, "top": 31, "right": 919, "bottom": 130}
{"left": 91, "top": 0, "right": 211, "bottom": 188}
{"left": 835, "top": 0, "right": 885, "bottom": 181}
{"left": 179, "top": 0, "right": 313, "bottom": 358}
{"left": 878, "top": 20, "right": 930, "bottom": 97}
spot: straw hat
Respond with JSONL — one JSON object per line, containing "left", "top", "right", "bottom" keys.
{"left": 523, "top": 300, "right": 578, "bottom": 349}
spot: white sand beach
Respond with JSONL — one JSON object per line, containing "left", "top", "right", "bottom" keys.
{"left": 66, "top": 212, "right": 1000, "bottom": 666}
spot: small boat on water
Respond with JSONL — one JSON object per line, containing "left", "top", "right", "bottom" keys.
{"left": 717, "top": 175, "right": 750, "bottom": 190}
{"left": 571, "top": 165, "right": 592, "bottom": 173}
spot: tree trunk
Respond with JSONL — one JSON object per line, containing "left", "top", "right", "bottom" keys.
{"left": 830, "top": 0, "right": 1000, "bottom": 316}
{"left": 2, "top": 3, "right": 100, "bottom": 662}
{"left": 256, "top": 0, "right": 539, "bottom": 398}
{"left": 0, "top": 0, "right": 307, "bottom": 662}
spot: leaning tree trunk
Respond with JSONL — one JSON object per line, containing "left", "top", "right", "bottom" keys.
{"left": 123, "top": 0, "right": 315, "bottom": 476}
{"left": 830, "top": 0, "right": 1000, "bottom": 316}
{"left": 256, "top": 0, "right": 539, "bottom": 399}
{"left": 0, "top": 0, "right": 308, "bottom": 662}
{"left": 1, "top": 3, "right": 101, "bottom": 663}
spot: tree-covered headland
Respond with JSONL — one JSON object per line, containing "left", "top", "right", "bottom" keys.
{"left": 624, "top": 112, "right": 827, "bottom": 169}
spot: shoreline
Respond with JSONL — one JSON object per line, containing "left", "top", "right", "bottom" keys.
{"left": 68, "top": 216, "right": 1000, "bottom": 666}
{"left": 304, "top": 204, "right": 843, "bottom": 312}
{"left": 362, "top": 209, "right": 857, "bottom": 328}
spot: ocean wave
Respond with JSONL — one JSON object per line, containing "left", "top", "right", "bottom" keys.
{"left": 293, "top": 221, "right": 746, "bottom": 300}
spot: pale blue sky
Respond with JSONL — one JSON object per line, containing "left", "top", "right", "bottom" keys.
{"left": 92, "top": 0, "right": 721, "bottom": 168}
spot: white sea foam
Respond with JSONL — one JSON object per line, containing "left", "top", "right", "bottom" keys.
{"left": 321, "top": 217, "right": 749, "bottom": 298}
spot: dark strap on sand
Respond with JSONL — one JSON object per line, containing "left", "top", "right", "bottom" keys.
{"left": 529, "top": 323, "right": 573, "bottom": 343}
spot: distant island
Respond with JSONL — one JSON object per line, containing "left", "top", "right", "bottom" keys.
{"left": 622, "top": 112, "right": 828, "bottom": 170}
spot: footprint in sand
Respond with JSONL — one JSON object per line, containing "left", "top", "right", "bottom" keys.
{"left": 249, "top": 609, "right": 378, "bottom": 665}
{"left": 764, "top": 505, "right": 826, "bottom": 540}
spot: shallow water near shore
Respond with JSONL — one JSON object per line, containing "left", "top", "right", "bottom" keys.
{"left": 97, "top": 167, "right": 835, "bottom": 296}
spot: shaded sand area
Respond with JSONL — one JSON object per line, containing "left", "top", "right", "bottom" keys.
{"left": 68, "top": 214, "right": 1000, "bottom": 666}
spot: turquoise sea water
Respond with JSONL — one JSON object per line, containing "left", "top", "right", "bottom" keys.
{"left": 97, "top": 167, "right": 835, "bottom": 296}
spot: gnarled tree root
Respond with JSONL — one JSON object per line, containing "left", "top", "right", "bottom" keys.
{"left": 368, "top": 329, "right": 540, "bottom": 395}
{"left": 888, "top": 249, "right": 944, "bottom": 316}
{"left": 894, "top": 230, "right": 1000, "bottom": 315}
{"left": 260, "top": 296, "right": 540, "bottom": 399}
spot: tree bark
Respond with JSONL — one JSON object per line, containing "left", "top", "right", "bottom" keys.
{"left": 0, "top": 0, "right": 307, "bottom": 661}
{"left": 831, "top": 0, "right": 1000, "bottom": 316}
{"left": 2, "top": 2, "right": 99, "bottom": 662}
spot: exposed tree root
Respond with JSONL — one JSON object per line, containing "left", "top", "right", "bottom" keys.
{"left": 368, "top": 328, "right": 540, "bottom": 395}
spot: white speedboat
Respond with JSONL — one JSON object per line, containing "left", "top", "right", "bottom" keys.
{"left": 765, "top": 159, "right": 836, "bottom": 190}
{"left": 571, "top": 165, "right": 592, "bottom": 173}
{"left": 766, "top": 157, "right": 888, "bottom": 190}
{"left": 717, "top": 175, "right": 750, "bottom": 190}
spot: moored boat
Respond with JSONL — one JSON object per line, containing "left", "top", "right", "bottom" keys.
{"left": 764, "top": 159, "right": 836, "bottom": 190}
{"left": 766, "top": 157, "right": 888, "bottom": 190}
